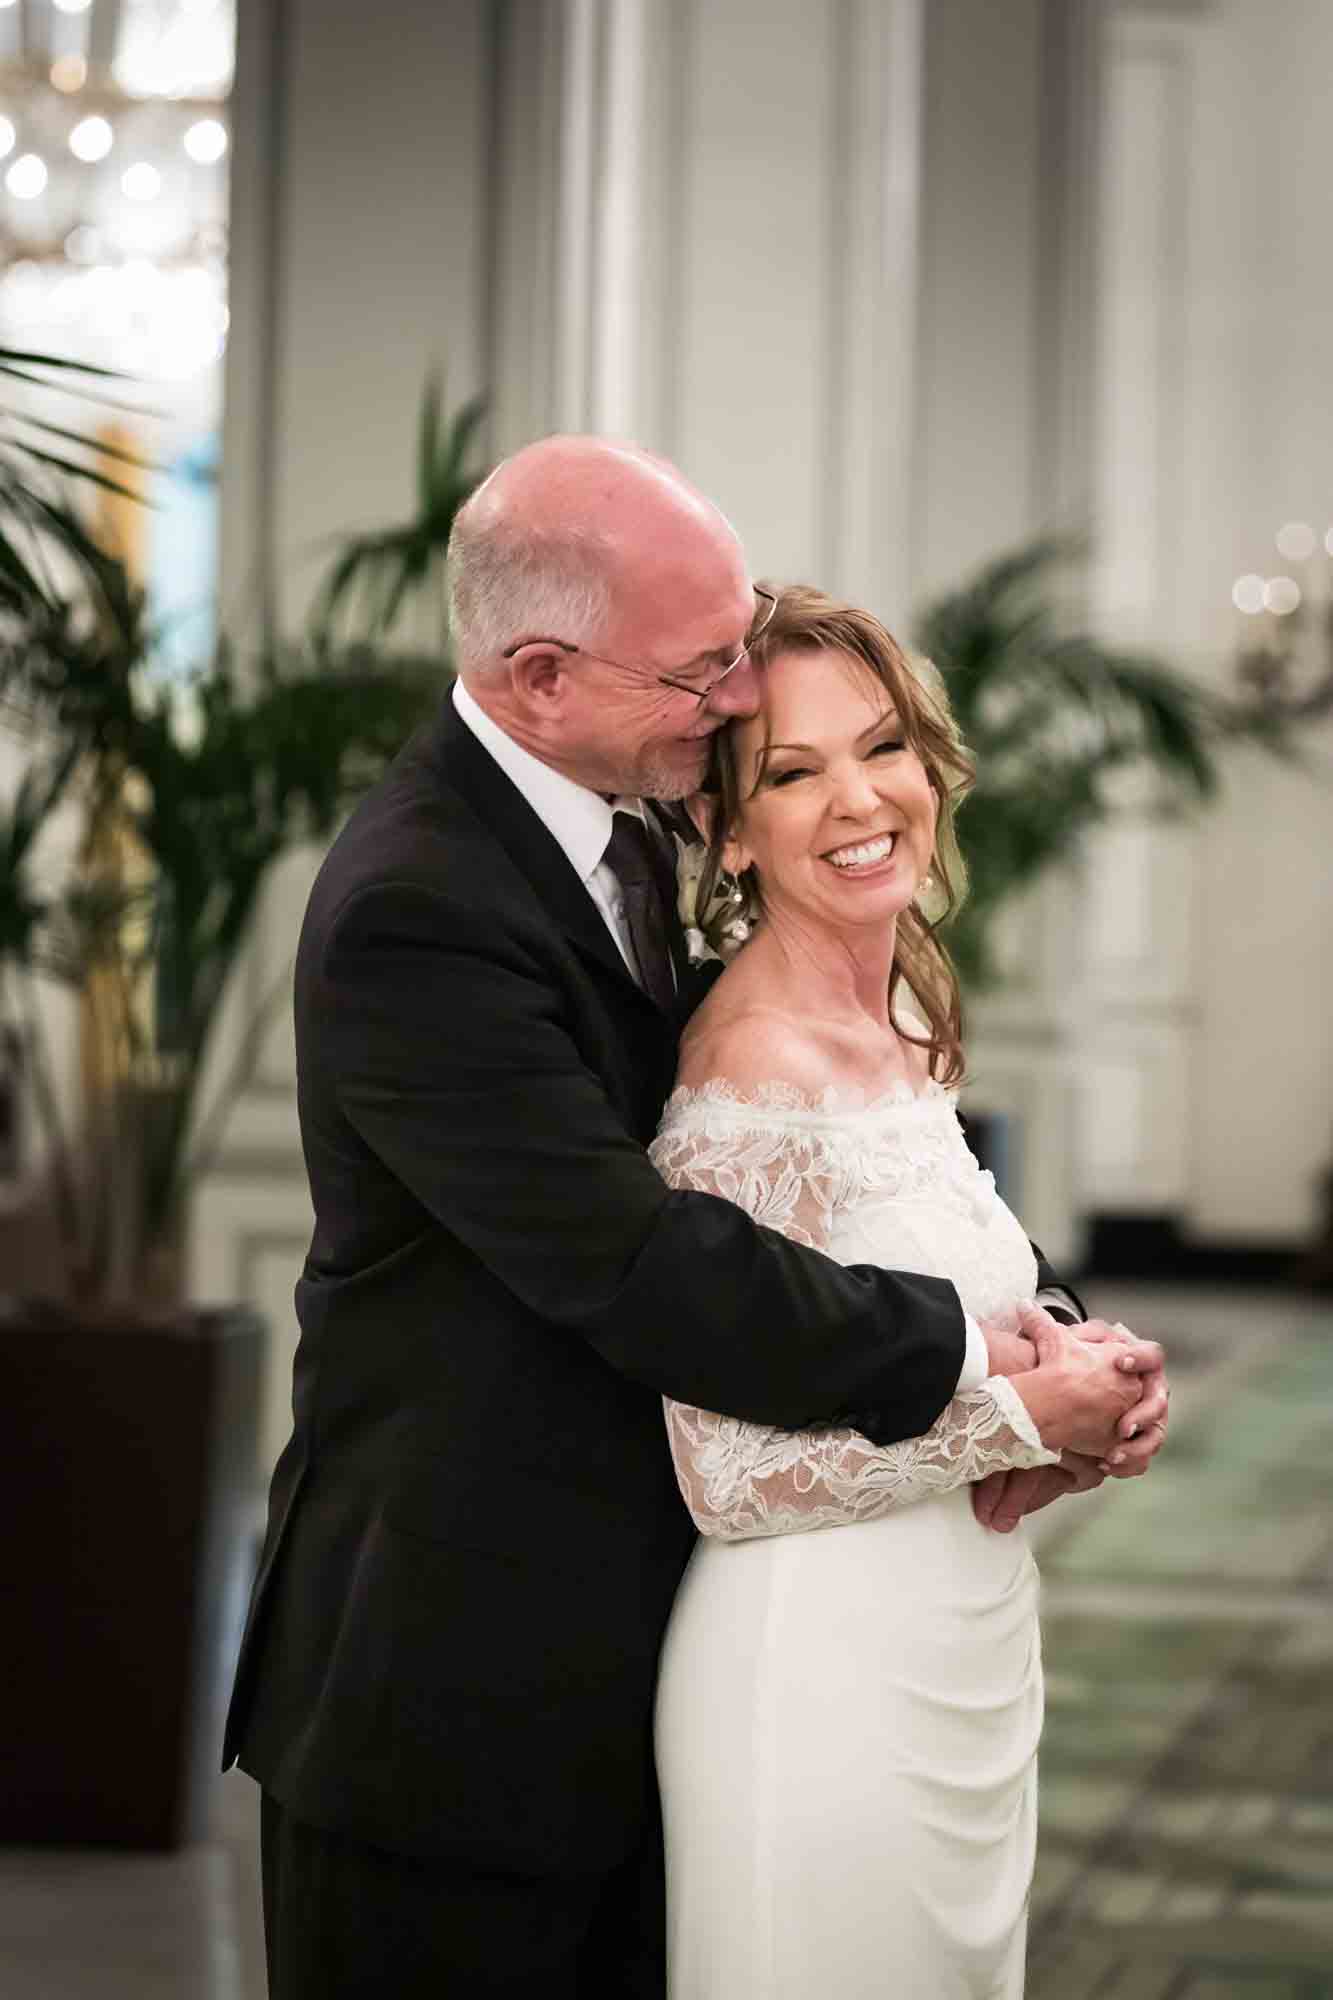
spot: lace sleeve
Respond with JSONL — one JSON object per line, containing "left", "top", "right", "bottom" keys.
{"left": 650, "top": 1106, "right": 1058, "bottom": 1541}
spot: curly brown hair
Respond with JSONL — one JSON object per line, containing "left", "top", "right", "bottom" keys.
{"left": 699, "top": 582, "right": 976, "bottom": 1086}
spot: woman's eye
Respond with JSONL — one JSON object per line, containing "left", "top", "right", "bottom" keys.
{"left": 768, "top": 765, "right": 813, "bottom": 788}
{"left": 869, "top": 737, "right": 906, "bottom": 757}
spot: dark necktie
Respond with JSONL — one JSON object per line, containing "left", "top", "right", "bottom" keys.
{"left": 604, "top": 811, "right": 677, "bottom": 1011}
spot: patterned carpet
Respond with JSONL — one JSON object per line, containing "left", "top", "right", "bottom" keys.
{"left": 1028, "top": 1295, "right": 1333, "bottom": 1998}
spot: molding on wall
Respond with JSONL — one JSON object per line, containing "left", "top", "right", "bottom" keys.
{"left": 219, "top": 0, "right": 288, "bottom": 642}
{"left": 489, "top": 0, "right": 566, "bottom": 453}
{"left": 822, "top": 0, "right": 924, "bottom": 619}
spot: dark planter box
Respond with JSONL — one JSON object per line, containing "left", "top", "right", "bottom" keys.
{"left": 0, "top": 1298, "right": 264, "bottom": 1849}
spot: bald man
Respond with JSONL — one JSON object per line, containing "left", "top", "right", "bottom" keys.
{"left": 223, "top": 439, "right": 1150, "bottom": 1996}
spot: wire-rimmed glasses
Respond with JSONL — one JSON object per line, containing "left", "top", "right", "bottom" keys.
{"left": 501, "top": 585, "right": 779, "bottom": 706}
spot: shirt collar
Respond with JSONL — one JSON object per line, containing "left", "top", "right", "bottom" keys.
{"left": 452, "top": 679, "right": 647, "bottom": 884}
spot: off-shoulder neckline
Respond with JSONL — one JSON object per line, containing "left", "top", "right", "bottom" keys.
{"left": 660, "top": 1075, "right": 951, "bottom": 1124}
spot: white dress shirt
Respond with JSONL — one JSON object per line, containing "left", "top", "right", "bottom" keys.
{"left": 453, "top": 678, "right": 996, "bottom": 1395}
{"left": 453, "top": 679, "right": 655, "bottom": 985}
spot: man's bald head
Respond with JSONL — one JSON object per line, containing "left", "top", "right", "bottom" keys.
{"left": 447, "top": 435, "right": 744, "bottom": 673}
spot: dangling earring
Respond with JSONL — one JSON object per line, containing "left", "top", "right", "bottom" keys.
{"left": 720, "top": 870, "right": 751, "bottom": 947}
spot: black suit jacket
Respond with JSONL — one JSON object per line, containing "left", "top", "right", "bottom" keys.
{"left": 224, "top": 698, "right": 1068, "bottom": 1876}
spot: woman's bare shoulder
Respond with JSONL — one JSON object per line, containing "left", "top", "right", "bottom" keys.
{"left": 676, "top": 1003, "right": 834, "bottom": 1099}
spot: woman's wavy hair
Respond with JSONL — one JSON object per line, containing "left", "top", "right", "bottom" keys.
{"left": 699, "top": 582, "right": 976, "bottom": 1086}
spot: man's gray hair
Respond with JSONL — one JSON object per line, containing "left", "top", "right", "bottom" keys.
{"left": 447, "top": 496, "right": 615, "bottom": 671}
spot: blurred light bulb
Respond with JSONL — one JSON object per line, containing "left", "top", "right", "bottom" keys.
{"left": 1263, "top": 576, "right": 1301, "bottom": 616}
{"left": 1231, "top": 574, "right": 1266, "bottom": 615}
{"left": 1275, "top": 521, "right": 1316, "bottom": 562}
{"left": 52, "top": 0, "right": 93, "bottom": 12}
{"left": 0, "top": 118, "right": 14, "bottom": 160}
{"left": 50, "top": 55, "right": 88, "bottom": 91}
{"left": 183, "top": 118, "right": 228, "bottom": 164}
{"left": 121, "top": 161, "right": 162, "bottom": 201}
{"left": 69, "top": 115, "right": 114, "bottom": 162}
{"left": 5, "top": 154, "right": 49, "bottom": 200}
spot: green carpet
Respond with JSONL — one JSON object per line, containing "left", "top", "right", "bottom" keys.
{"left": 1028, "top": 1313, "right": 1333, "bottom": 1997}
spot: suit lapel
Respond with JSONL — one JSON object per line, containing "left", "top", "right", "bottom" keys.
{"left": 424, "top": 701, "right": 651, "bottom": 1002}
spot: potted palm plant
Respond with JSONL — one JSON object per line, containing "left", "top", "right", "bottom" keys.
{"left": 911, "top": 542, "right": 1286, "bottom": 1192}
{"left": 0, "top": 370, "right": 483, "bottom": 1846}
{"left": 913, "top": 541, "right": 1278, "bottom": 990}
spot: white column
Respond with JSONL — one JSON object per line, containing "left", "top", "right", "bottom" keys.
{"left": 203, "top": 0, "right": 493, "bottom": 1470}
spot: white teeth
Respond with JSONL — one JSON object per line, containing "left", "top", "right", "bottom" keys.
{"left": 827, "top": 835, "right": 896, "bottom": 868}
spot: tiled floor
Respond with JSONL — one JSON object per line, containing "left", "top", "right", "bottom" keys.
{"left": 1029, "top": 1284, "right": 1333, "bottom": 1997}
{"left": 1, "top": 1284, "right": 1328, "bottom": 1998}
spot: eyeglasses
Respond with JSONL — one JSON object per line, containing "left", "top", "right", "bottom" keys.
{"left": 501, "top": 585, "right": 779, "bottom": 707}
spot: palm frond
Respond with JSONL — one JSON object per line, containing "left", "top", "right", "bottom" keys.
{"left": 914, "top": 540, "right": 1297, "bottom": 989}
{"left": 308, "top": 377, "right": 488, "bottom": 651}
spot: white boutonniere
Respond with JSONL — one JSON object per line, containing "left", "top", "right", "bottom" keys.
{"left": 672, "top": 834, "right": 754, "bottom": 966}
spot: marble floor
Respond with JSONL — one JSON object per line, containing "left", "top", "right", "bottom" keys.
{"left": 0, "top": 1284, "right": 1328, "bottom": 1998}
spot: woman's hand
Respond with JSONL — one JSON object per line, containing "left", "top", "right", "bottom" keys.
{"left": 1072, "top": 1316, "right": 1171, "bottom": 1471}
{"left": 1007, "top": 1301, "right": 1151, "bottom": 1455}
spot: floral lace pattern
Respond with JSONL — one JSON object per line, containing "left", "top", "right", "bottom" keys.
{"left": 649, "top": 1079, "right": 1055, "bottom": 1541}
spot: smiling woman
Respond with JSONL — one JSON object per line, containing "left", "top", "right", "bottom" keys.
{"left": 694, "top": 583, "right": 975, "bottom": 1088}
{"left": 649, "top": 585, "right": 1156, "bottom": 2000}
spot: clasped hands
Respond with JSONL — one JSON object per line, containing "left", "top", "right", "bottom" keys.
{"left": 972, "top": 1300, "right": 1170, "bottom": 1535}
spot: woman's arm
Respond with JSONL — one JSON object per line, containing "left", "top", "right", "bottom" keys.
{"left": 652, "top": 1115, "right": 1058, "bottom": 1540}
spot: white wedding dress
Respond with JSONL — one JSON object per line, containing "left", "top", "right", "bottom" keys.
{"left": 649, "top": 1077, "right": 1061, "bottom": 2000}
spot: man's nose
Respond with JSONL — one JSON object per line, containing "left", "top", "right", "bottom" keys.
{"left": 703, "top": 653, "right": 761, "bottom": 720}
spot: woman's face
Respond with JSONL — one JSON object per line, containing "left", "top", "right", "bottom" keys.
{"left": 724, "top": 646, "right": 938, "bottom": 937}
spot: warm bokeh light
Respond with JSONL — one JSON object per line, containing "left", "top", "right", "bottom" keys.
{"left": 1231, "top": 573, "right": 1266, "bottom": 614}
{"left": 1275, "top": 521, "right": 1316, "bottom": 561}
{"left": 1263, "top": 576, "right": 1302, "bottom": 616}
{"left": 5, "top": 153, "right": 49, "bottom": 200}
{"left": 50, "top": 55, "right": 89, "bottom": 92}
{"left": 69, "top": 116, "right": 115, "bottom": 163}
{"left": 183, "top": 118, "right": 228, "bottom": 165}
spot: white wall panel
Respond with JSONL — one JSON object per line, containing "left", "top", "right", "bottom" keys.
{"left": 1088, "top": 1, "right": 1333, "bottom": 1243}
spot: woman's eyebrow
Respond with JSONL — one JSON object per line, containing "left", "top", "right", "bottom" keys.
{"left": 764, "top": 712, "right": 900, "bottom": 758}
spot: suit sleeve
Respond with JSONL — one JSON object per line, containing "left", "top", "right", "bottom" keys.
{"left": 322, "top": 880, "right": 964, "bottom": 1447}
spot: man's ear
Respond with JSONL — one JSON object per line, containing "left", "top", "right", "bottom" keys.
{"left": 506, "top": 643, "right": 572, "bottom": 713}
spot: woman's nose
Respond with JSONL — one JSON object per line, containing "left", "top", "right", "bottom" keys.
{"left": 829, "top": 761, "right": 880, "bottom": 815}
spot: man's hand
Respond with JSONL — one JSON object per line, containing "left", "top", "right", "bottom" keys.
{"left": 972, "top": 1453, "right": 1107, "bottom": 1533}
{"left": 980, "top": 1322, "right": 1038, "bottom": 1379}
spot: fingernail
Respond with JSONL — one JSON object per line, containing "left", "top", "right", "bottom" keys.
{"left": 1098, "top": 1462, "right": 1112, "bottom": 1474}
{"left": 1119, "top": 1355, "right": 1138, "bottom": 1371}
{"left": 1127, "top": 1423, "right": 1141, "bottom": 1438}
{"left": 1110, "top": 1449, "right": 1126, "bottom": 1466}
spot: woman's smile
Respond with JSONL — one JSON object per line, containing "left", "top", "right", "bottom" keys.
{"left": 822, "top": 830, "right": 900, "bottom": 875}
{"left": 723, "top": 646, "right": 938, "bottom": 932}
